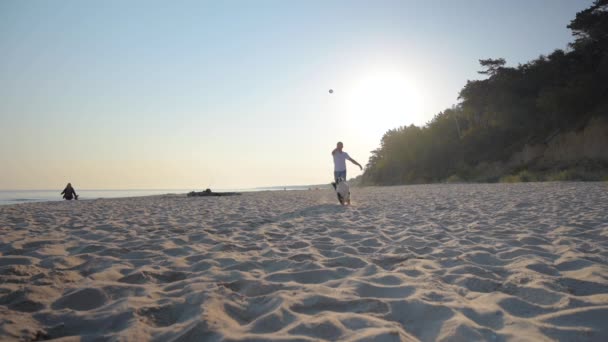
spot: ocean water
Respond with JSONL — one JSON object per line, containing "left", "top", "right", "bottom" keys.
{"left": 0, "top": 185, "right": 328, "bottom": 206}
{"left": 0, "top": 189, "right": 191, "bottom": 206}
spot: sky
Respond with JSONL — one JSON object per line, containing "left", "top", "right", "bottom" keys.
{"left": 0, "top": 0, "right": 594, "bottom": 190}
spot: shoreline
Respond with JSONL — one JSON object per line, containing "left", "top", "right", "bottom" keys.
{"left": 5, "top": 180, "right": 602, "bottom": 206}
{"left": 0, "top": 186, "right": 329, "bottom": 206}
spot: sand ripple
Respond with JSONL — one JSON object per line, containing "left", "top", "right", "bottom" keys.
{"left": 1, "top": 183, "right": 607, "bottom": 341}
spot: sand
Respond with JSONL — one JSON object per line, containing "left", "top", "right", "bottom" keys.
{"left": 1, "top": 183, "right": 607, "bottom": 341}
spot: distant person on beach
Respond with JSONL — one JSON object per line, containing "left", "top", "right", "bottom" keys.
{"left": 61, "top": 183, "right": 78, "bottom": 200}
{"left": 331, "top": 141, "right": 362, "bottom": 188}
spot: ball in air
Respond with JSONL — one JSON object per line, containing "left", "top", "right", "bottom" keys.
{"left": 329, "top": 89, "right": 334, "bottom": 94}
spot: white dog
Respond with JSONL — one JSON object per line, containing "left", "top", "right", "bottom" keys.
{"left": 335, "top": 177, "right": 350, "bottom": 205}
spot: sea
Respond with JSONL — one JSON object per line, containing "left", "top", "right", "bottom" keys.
{"left": 0, "top": 185, "right": 329, "bottom": 206}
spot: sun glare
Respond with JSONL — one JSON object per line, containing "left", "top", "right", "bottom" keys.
{"left": 343, "top": 70, "right": 424, "bottom": 138}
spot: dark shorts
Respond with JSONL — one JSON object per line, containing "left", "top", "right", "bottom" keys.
{"left": 334, "top": 171, "right": 346, "bottom": 182}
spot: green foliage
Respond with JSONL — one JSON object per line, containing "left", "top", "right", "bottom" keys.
{"left": 543, "top": 162, "right": 608, "bottom": 182}
{"left": 478, "top": 58, "right": 506, "bottom": 76}
{"left": 546, "top": 170, "right": 578, "bottom": 181}
{"left": 499, "top": 175, "right": 521, "bottom": 183}
{"left": 445, "top": 174, "right": 464, "bottom": 183}
{"left": 516, "top": 170, "right": 538, "bottom": 182}
{"left": 568, "top": 0, "right": 608, "bottom": 49}
{"left": 362, "top": 2, "right": 608, "bottom": 185}
{"left": 499, "top": 170, "right": 539, "bottom": 183}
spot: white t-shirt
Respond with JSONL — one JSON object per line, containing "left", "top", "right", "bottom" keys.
{"left": 333, "top": 151, "right": 350, "bottom": 172}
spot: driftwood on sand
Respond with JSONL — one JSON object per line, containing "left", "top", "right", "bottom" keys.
{"left": 187, "top": 188, "right": 241, "bottom": 197}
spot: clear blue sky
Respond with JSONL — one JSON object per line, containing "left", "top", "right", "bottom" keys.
{"left": 0, "top": 0, "right": 594, "bottom": 189}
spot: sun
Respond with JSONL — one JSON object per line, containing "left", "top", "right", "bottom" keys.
{"left": 343, "top": 69, "right": 424, "bottom": 138}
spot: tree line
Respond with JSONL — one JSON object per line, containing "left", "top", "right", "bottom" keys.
{"left": 361, "top": 0, "right": 608, "bottom": 185}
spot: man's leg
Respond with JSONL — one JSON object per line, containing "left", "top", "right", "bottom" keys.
{"left": 332, "top": 171, "right": 339, "bottom": 189}
{"left": 332, "top": 171, "right": 347, "bottom": 190}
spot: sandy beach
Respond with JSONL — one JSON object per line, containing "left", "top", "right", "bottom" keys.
{"left": 1, "top": 183, "right": 607, "bottom": 341}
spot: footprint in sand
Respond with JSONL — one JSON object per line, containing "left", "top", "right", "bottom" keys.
{"left": 52, "top": 288, "right": 108, "bottom": 311}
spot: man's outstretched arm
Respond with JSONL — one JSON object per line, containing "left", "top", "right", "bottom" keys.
{"left": 348, "top": 158, "right": 363, "bottom": 170}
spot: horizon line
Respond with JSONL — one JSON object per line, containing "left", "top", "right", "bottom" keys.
{"left": 0, "top": 183, "right": 333, "bottom": 192}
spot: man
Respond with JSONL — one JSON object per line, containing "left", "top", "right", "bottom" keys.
{"left": 331, "top": 141, "right": 362, "bottom": 189}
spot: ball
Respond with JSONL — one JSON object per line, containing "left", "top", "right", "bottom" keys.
{"left": 329, "top": 89, "right": 334, "bottom": 94}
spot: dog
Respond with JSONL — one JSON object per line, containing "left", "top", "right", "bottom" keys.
{"left": 335, "top": 177, "right": 350, "bottom": 205}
